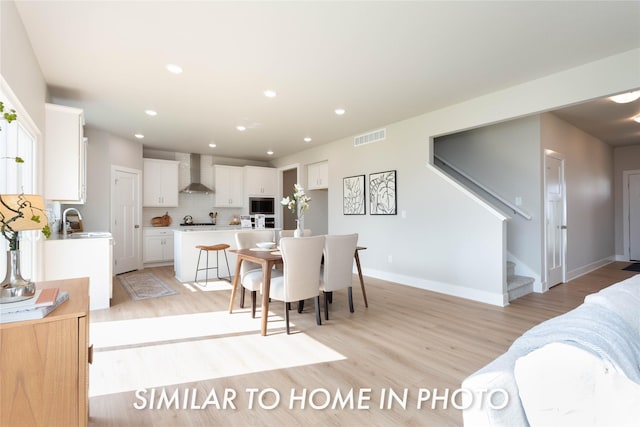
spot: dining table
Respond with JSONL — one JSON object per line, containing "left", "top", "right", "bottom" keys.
{"left": 228, "top": 248, "right": 283, "bottom": 336}
{"left": 228, "top": 245, "right": 369, "bottom": 336}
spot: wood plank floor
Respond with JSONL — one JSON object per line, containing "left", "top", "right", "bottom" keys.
{"left": 88, "top": 262, "right": 637, "bottom": 426}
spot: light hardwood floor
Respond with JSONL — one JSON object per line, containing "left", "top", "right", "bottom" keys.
{"left": 88, "top": 262, "right": 637, "bottom": 426}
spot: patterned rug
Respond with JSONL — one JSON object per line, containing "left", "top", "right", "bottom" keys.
{"left": 117, "top": 271, "right": 178, "bottom": 301}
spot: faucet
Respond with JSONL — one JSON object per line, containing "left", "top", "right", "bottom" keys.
{"left": 62, "top": 207, "right": 83, "bottom": 235}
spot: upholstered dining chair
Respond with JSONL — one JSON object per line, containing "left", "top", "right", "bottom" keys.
{"left": 278, "top": 229, "right": 312, "bottom": 239}
{"left": 234, "top": 230, "right": 280, "bottom": 318}
{"left": 269, "top": 235, "right": 326, "bottom": 334}
{"left": 319, "top": 233, "right": 358, "bottom": 320}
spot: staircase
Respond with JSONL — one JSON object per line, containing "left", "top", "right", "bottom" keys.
{"left": 507, "top": 261, "right": 534, "bottom": 301}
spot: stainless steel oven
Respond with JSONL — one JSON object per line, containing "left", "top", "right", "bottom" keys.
{"left": 249, "top": 197, "right": 275, "bottom": 215}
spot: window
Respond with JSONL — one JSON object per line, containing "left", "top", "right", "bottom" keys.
{"left": 1, "top": 92, "right": 39, "bottom": 279}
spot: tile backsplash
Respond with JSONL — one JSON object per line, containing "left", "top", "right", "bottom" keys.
{"left": 143, "top": 193, "right": 244, "bottom": 226}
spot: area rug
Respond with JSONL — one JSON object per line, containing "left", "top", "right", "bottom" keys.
{"left": 622, "top": 263, "right": 640, "bottom": 272}
{"left": 118, "top": 271, "right": 178, "bottom": 301}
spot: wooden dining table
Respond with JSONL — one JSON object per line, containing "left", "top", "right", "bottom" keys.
{"left": 228, "top": 245, "right": 368, "bottom": 336}
{"left": 228, "top": 248, "right": 283, "bottom": 336}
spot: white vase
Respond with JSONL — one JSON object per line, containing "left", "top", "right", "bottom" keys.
{"left": 294, "top": 219, "right": 303, "bottom": 238}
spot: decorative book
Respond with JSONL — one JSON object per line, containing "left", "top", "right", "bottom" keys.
{"left": 0, "top": 290, "right": 69, "bottom": 323}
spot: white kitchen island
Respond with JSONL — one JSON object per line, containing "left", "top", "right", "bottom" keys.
{"left": 173, "top": 228, "right": 278, "bottom": 282}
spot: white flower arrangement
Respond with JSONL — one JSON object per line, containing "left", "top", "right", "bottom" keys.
{"left": 281, "top": 183, "right": 311, "bottom": 219}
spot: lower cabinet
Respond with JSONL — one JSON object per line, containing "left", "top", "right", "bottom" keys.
{"left": 43, "top": 237, "right": 113, "bottom": 311}
{"left": 0, "top": 278, "right": 90, "bottom": 427}
{"left": 143, "top": 228, "right": 174, "bottom": 264}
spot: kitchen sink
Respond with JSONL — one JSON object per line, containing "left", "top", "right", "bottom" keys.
{"left": 68, "top": 231, "right": 112, "bottom": 238}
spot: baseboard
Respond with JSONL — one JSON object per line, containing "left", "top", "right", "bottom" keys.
{"left": 361, "top": 267, "right": 508, "bottom": 307}
{"left": 566, "top": 256, "right": 615, "bottom": 282}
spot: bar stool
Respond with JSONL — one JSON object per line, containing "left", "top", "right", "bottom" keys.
{"left": 194, "top": 243, "right": 231, "bottom": 284}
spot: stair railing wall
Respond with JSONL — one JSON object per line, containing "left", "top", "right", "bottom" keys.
{"left": 434, "top": 154, "right": 532, "bottom": 221}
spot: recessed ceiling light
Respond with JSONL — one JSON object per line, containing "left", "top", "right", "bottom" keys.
{"left": 236, "top": 125, "right": 246, "bottom": 132}
{"left": 334, "top": 108, "right": 346, "bottom": 115}
{"left": 267, "top": 150, "right": 274, "bottom": 156}
{"left": 134, "top": 133, "right": 144, "bottom": 139}
{"left": 145, "top": 110, "right": 157, "bottom": 116}
{"left": 634, "top": 115, "right": 640, "bottom": 123}
{"left": 609, "top": 91, "right": 640, "bottom": 104}
{"left": 304, "top": 137, "right": 312, "bottom": 142}
{"left": 208, "top": 143, "right": 217, "bottom": 148}
{"left": 165, "top": 64, "right": 183, "bottom": 74}
{"left": 264, "top": 90, "right": 277, "bottom": 98}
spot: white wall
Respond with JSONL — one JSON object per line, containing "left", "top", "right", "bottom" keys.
{"left": 1, "top": 0, "right": 47, "bottom": 280}
{"left": 272, "top": 49, "right": 640, "bottom": 306}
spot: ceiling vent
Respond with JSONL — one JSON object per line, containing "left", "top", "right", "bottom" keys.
{"left": 354, "top": 128, "right": 386, "bottom": 147}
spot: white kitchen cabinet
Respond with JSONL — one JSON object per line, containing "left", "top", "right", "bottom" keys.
{"left": 213, "top": 165, "right": 244, "bottom": 207}
{"left": 45, "top": 103, "right": 86, "bottom": 203}
{"left": 245, "top": 166, "right": 277, "bottom": 195}
{"left": 143, "top": 158, "right": 180, "bottom": 207}
{"left": 42, "top": 236, "right": 113, "bottom": 311}
{"left": 143, "top": 228, "right": 174, "bottom": 264}
{"left": 307, "top": 161, "right": 329, "bottom": 190}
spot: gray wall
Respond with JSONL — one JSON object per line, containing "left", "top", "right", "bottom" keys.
{"left": 613, "top": 144, "right": 640, "bottom": 258}
{"left": 434, "top": 116, "right": 543, "bottom": 282}
{"left": 68, "top": 126, "right": 143, "bottom": 232}
{"left": 541, "top": 113, "right": 615, "bottom": 278}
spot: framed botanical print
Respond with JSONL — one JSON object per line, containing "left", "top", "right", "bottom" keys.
{"left": 343, "top": 175, "right": 366, "bottom": 215}
{"left": 369, "top": 170, "right": 396, "bottom": 215}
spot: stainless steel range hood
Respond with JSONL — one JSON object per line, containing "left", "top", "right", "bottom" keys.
{"left": 181, "top": 153, "right": 214, "bottom": 194}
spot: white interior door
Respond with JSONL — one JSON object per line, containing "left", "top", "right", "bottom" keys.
{"left": 545, "top": 152, "right": 566, "bottom": 288}
{"left": 629, "top": 173, "right": 640, "bottom": 261}
{"left": 112, "top": 166, "right": 141, "bottom": 274}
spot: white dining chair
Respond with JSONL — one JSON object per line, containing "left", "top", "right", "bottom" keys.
{"left": 278, "top": 229, "right": 312, "bottom": 239}
{"left": 269, "top": 235, "right": 325, "bottom": 334}
{"left": 319, "top": 233, "right": 358, "bottom": 320}
{"left": 234, "top": 230, "right": 280, "bottom": 318}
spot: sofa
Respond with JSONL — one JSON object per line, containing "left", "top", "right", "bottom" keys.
{"left": 461, "top": 273, "right": 640, "bottom": 426}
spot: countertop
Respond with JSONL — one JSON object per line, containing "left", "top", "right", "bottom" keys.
{"left": 45, "top": 232, "right": 113, "bottom": 241}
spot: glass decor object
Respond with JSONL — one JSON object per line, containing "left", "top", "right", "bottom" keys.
{"left": 0, "top": 194, "right": 50, "bottom": 303}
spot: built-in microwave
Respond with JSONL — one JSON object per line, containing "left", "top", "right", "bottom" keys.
{"left": 249, "top": 197, "right": 275, "bottom": 215}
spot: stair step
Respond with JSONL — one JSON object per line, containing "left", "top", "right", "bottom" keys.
{"left": 507, "top": 261, "right": 515, "bottom": 277}
{"left": 508, "top": 274, "right": 534, "bottom": 301}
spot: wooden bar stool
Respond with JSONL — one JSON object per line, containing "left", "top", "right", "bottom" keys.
{"left": 195, "top": 244, "right": 231, "bottom": 284}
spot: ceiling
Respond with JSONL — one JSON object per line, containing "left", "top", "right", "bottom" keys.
{"left": 14, "top": 1, "right": 640, "bottom": 161}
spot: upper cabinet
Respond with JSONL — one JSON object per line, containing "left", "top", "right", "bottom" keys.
{"left": 45, "top": 104, "right": 86, "bottom": 203}
{"left": 307, "top": 161, "right": 329, "bottom": 190}
{"left": 245, "top": 166, "right": 277, "bottom": 196}
{"left": 143, "top": 159, "right": 180, "bottom": 207}
{"left": 213, "top": 165, "right": 244, "bottom": 207}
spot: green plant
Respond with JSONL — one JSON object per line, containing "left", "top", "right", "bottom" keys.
{"left": 0, "top": 101, "right": 24, "bottom": 163}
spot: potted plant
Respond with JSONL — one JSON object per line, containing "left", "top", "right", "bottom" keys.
{"left": 281, "top": 184, "right": 311, "bottom": 237}
{"left": 1, "top": 102, "right": 51, "bottom": 302}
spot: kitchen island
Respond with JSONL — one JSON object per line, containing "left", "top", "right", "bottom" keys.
{"left": 173, "top": 228, "right": 278, "bottom": 282}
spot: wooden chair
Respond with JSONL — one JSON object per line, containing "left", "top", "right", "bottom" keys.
{"left": 320, "top": 233, "right": 358, "bottom": 320}
{"left": 234, "top": 230, "right": 280, "bottom": 318}
{"left": 269, "top": 235, "right": 325, "bottom": 334}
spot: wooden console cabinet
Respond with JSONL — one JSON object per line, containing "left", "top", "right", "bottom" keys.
{"left": 0, "top": 278, "right": 90, "bottom": 427}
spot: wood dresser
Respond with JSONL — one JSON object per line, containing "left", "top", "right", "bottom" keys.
{"left": 0, "top": 277, "right": 90, "bottom": 427}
